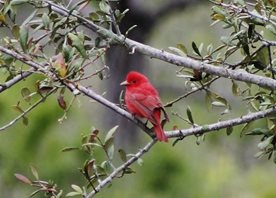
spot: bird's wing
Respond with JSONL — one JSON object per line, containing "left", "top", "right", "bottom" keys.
{"left": 128, "top": 91, "right": 161, "bottom": 125}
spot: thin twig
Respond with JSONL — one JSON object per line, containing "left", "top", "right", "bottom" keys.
{"left": 164, "top": 76, "right": 220, "bottom": 107}
{"left": 86, "top": 139, "right": 157, "bottom": 198}
{"left": 0, "top": 88, "right": 57, "bottom": 132}
{"left": 107, "top": 0, "right": 121, "bottom": 35}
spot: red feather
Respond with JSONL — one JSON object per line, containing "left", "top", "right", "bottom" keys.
{"left": 121, "top": 71, "right": 169, "bottom": 142}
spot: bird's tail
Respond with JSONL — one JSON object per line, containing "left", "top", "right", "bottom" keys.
{"left": 154, "top": 124, "right": 168, "bottom": 142}
{"left": 153, "top": 109, "right": 168, "bottom": 142}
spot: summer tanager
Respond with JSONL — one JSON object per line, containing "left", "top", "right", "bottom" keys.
{"left": 120, "top": 71, "right": 169, "bottom": 142}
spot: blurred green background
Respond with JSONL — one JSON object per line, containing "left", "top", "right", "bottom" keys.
{"left": 1, "top": 1, "right": 276, "bottom": 198}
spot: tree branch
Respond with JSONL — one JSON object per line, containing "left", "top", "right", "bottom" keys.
{"left": 44, "top": 1, "right": 276, "bottom": 90}
{"left": 1, "top": 44, "right": 275, "bottom": 197}
{"left": 86, "top": 139, "right": 157, "bottom": 198}
{"left": 0, "top": 88, "right": 57, "bottom": 132}
{"left": 85, "top": 106, "right": 276, "bottom": 197}
{"left": 0, "top": 69, "right": 34, "bottom": 93}
{"left": 0, "top": 46, "right": 275, "bottom": 139}
{"left": 166, "top": 106, "right": 276, "bottom": 139}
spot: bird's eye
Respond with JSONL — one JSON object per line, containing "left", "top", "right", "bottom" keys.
{"left": 132, "top": 80, "right": 136, "bottom": 83}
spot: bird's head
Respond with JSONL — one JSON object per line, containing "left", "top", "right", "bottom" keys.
{"left": 120, "top": 71, "right": 148, "bottom": 87}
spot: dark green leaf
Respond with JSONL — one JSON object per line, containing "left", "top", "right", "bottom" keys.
{"left": 61, "top": 147, "right": 79, "bottom": 152}
{"left": 22, "top": 116, "right": 28, "bottom": 126}
{"left": 226, "top": 126, "right": 233, "bottom": 136}
{"left": 255, "top": 47, "right": 269, "bottom": 69}
{"left": 192, "top": 42, "right": 201, "bottom": 57}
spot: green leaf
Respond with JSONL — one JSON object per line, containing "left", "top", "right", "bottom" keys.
{"left": 137, "top": 158, "right": 143, "bottom": 166}
{"left": 99, "top": 1, "right": 110, "bottom": 14}
{"left": 245, "top": 128, "right": 269, "bottom": 136}
{"left": 30, "top": 165, "right": 39, "bottom": 180}
{"left": 19, "top": 26, "right": 29, "bottom": 52}
{"left": 101, "top": 160, "right": 113, "bottom": 172}
{"left": 71, "top": 184, "right": 83, "bottom": 194}
{"left": 42, "top": 13, "right": 50, "bottom": 28}
{"left": 66, "top": 191, "right": 82, "bottom": 197}
{"left": 68, "top": 33, "right": 87, "bottom": 58}
{"left": 177, "top": 43, "right": 188, "bottom": 55}
{"left": 211, "top": 13, "right": 225, "bottom": 21}
{"left": 266, "top": 24, "right": 276, "bottom": 35}
{"left": 12, "top": 25, "right": 20, "bottom": 39}
{"left": 105, "top": 142, "right": 114, "bottom": 160}
{"left": 226, "top": 126, "right": 233, "bottom": 136}
{"left": 212, "top": 101, "right": 225, "bottom": 107}
{"left": 255, "top": 47, "right": 269, "bottom": 69}
{"left": 118, "top": 149, "right": 127, "bottom": 162}
{"left": 258, "top": 136, "right": 274, "bottom": 150}
{"left": 240, "top": 122, "right": 253, "bottom": 137}
{"left": 212, "top": 6, "right": 227, "bottom": 16}
{"left": 62, "top": 42, "right": 75, "bottom": 62}
{"left": 22, "top": 116, "right": 28, "bottom": 126}
{"left": 21, "top": 87, "right": 31, "bottom": 103}
{"left": 104, "top": 125, "right": 119, "bottom": 144}
{"left": 61, "top": 147, "right": 79, "bottom": 152}
{"left": 192, "top": 41, "right": 201, "bottom": 57}
{"left": 231, "top": 80, "right": 240, "bottom": 96}
{"left": 186, "top": 106, "right": 194, "bottom": 124}
{"left": 254, "top": 151, "right": 264, "bottom": 158}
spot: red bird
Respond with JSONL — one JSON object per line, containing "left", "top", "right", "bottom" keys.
{"left": 120, "top": 71, "right": 169, "bottom": 142}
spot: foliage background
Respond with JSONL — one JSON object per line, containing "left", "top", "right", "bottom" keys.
{"left": 0, "top": 1, "right": 276, "bottom": 198}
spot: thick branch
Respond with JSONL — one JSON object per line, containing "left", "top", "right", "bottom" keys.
{"left": 45, "top": 1, "right": 276, "bottom": 90}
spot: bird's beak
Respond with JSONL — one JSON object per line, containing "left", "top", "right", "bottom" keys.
{"left": 120, "top": 80, "right": 129, "bottom": 86}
